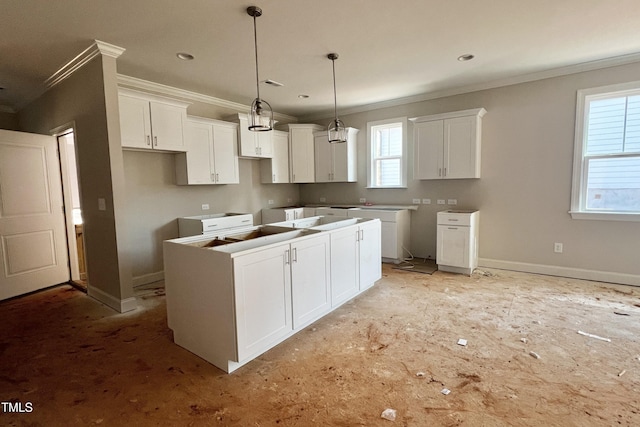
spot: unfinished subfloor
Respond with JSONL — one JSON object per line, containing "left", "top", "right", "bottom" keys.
{"left": 1, "top": 265, "right": 639, "bottom": 426}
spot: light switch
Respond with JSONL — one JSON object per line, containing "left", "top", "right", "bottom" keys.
{"left": 268, "top": 199, "right": 274, "bottom": 205}
{"left": 201, "top": 204, "right": 210, "bottom": 211}
{"left": 359, "top": 198, "right": 366, "bottom": 203}
{"left": 437, "top": 199, "right": 446, "bottom": 205}
{"left": 98, "top": 198, "right": 106, "bottom": 211}
{"left": 422, "top": 199, "right": 431, "bottom": 205}
{"left": 412, "top": 198, "right": 421, "bottom": 204}
{"left": 448, "top": 199, "right": 458, "bottom": 205}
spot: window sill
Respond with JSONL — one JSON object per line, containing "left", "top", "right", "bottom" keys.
{"left": 569, "top": 211, "right": 640, "bottom": 222}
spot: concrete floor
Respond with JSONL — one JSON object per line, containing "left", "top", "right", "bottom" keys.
{"left": 1, "top": 265, "right": 639, "bottom": 426}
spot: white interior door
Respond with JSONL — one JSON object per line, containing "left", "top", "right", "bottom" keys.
{"left": 0, "top": 129, "right": 69, "bottom": 300}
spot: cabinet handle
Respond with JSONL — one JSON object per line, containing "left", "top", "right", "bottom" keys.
{"left": 448, "top": 227, "right": 458, "bottom": 230}
{"left": 438, "top": 168, "right": 442, "bottom": 177}
{"left": 448, "top": 218, "right": 459, "bottom": 222}
{"left": 292, "top": 174, "right": 296, "bottom": 182}
{"left": 284, "top": 249, "right": 290, "bottom": 265}
{"left": 359, "top": 230, "right": 364, "bottom": 241}
{"left": 153, "top": 136, "right": 158, "bottom": 147}
{"left": 444, "top": 167, "right": 447, "bottom": 176}
{"left": 216, "top": 173, "right": 219, "bottom": 182}
{"left": 211, "top": 173, "right": 215, "bottom": 182}
{"left": 146, "top": 135, "right": 151, "bottom": 146}
{"left": 273, "top": 174, "right": 275, "bottom": 182}
{"left": 292, "top": 248, "right": 297, "bottom": 263}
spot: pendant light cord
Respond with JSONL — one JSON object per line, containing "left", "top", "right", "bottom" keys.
{"left": 332, "top": 58, "right": 338, "bottom": 121}
{"left": 253, "top": 15, "right": 261, "bottom": 100}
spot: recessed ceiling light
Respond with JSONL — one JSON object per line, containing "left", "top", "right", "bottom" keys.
{"left": 298, "top": 94, "right": 309, "bottom": 99}
{"left": 457, "top": 54, "right": 475, "bottom": 62}
{"left": 176, "top": 52, "right": 194, "bottom": 61}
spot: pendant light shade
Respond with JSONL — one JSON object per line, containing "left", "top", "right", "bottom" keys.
{"left": 327, "top": 53, "right": 347, "bottom": 143}
{"left": 247, "top": 6, "right": 273, "bottom": 132}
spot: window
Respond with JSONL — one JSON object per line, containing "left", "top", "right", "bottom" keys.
{"left": 571, "top": 82, "right": 640, "bottom": 221}
{"left": 367, "top": 117, "right": 407, "bottom": 188}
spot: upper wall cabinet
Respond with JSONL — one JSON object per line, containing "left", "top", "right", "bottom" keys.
{"left": 314, "top": 128, "right": 359, "bottom": 183}
{"left": 260, "top": 130, "right": 290, "bottom": 184}
{"left": 118, "top": 89, "right": 190, "bottom": 152}
{"left": 411, "top": 108, "right": 486, "bottom": 180}
{"left": 227, "top": 113, "right": 273, "bottom": 159}
{"left": 175, "top": 117, "right": 239, "bottom": 185}
{"left": 284, "top": 124, "right": 324, "bottom": 183}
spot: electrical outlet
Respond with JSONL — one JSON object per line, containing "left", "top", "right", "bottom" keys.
{"left": 422, "top": 198, "right": 431, "bottom": 205}
{"left": 437, "top": 199, "right": 446, "bottom": 205}
{"left": 320, "top": 197, "right": 326, "bottom": 202}
{"left": 448, "top": 199, "right": 457, "bottom": 205}
{"left": 98, "top": 198, "right": 106, "bottom": 211}
{"left": 287, "top": 198, "right": 292, "bottom": 203}
{"left": 201, "top": 203, "right": 210, "bottom": 211}
{"left": 412, "top": 198, "right": 421, "bottom": 204}
{"left": 554, "top": 243, "right": 563, "bottom": 253}
{"left": 268, "top": 199, "right": 274, "bottom": 205}
{"left": 359, "top": 198, "right": 366, "bottom": 203}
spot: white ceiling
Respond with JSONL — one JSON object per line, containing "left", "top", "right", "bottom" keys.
{"left": 2, "top": 0, "right": 640, "bottom": 119}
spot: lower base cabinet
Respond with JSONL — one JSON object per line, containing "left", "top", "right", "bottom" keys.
{"left": 163, "top": 223, "right": 375, "bottom": 373}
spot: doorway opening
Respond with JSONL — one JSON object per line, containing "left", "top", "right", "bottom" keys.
{"left": 56, "top": 129, "right": 87, "bottom": 291}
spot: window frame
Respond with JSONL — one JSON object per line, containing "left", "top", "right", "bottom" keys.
{"left": 366, "top": 117, "right": 408, "bottom": 189}
{"left": 570, "top": 81, "right": 640, "bottom": 222}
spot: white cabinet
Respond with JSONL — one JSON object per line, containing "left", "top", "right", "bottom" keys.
{"left": 163, "top": 228, "right": 331, "bottom": 373}
{"left": 177, "top": 213, "right": 253, "bottom": 237}
{"left": 411, "top": 108, "right": 486, "bottom": 180}
{"left": 227, "top": 113, "right": 273, "bottom": 158}
{"left": 328, "top": 218, "right": 382, "bottom": 307}
{"left": 233, "top": 242, "right": 293, "bottom": 361}
{"left": 175, "top": 117, "right": 239, "bottom": 185}
{"left": 436, "top": 210, "right": 479, "bottom": 275}
{"left": 285, "top": 124, "right": 324, "bottom": 183}
{"left": 262, "top": 207, "right": 305, "bottom": 224}
{"left": 347, "top": 208, "right": 410, "bottom": 263}
{"left": 260, "top": 130, "right": 289, "bottom": 183}
{"left": 119, "top": 89, "right": 189, "bottom": 152}
{"left": 314, "top": 128, "right": 359, "bottom": 182}
{"left": 289, "top": 234, "right": 331, "bottom": 329}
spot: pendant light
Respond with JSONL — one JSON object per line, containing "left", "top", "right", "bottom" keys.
{"left": 327, "top": 53, "right": 347, "bottom": 143}
{"left": 247, "top": 6, "right": 273, "bottom": 132}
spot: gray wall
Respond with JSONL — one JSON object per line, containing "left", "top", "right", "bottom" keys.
{"left": 301, "top": 62, "right": 640, "bottom": 280}
{"left": 17, "top": 55, "right": 134, "bottom": 309}
{"left": 0, "top": 111, "right": 18, "bottom": 130}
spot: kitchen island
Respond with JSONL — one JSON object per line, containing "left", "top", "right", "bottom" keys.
{"left": 163, "top": 217, "right": 381, "bottom": 373}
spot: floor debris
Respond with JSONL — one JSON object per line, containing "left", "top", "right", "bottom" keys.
{"left": 457, "top": 338, "right": 468, "bottom": 346}
{"left": 618, "top": 370, "right": 626, "bottom": 377}
{"left": 613, "top": 312, "right": 630, "bottom": 316}
{"left": 529, "top": 351, "right": 541, "bottom": 359}
{"left": 520, "top": 338, "right": 528, "bottom": 344}
{"left": 381, "top": 408, "right": 397, "bottom": 421}
{"left": 577, "top": 330, "right": 611, "bottom": 342}
{"left": 441, "top": 388, "right": 451, "bottom": 395}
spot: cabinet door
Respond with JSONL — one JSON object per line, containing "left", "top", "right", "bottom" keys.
{"left": 272, "top": 131, "right": 289, "bottom": 184}
{"left": 413, "top": 120, "right": 443, "bottom": 180}
{"left": 314, "top": 134, "right": 333, "bottom": 182}
{"left": 290, "top": 128, "right": 316, "bottom": 183}
{"left": 233, "top": 244, "right": 292, "bottom": 362}
{"left": 358, "top": 220, "right": 382, "bottom": 290}
{"left": 380, "top": 221, "right": 399, "bottom": 260}
{"left": 149, "top": 101, "right": 187, "bottom": 152}
{"left": 178, "top": 121, "right": 215, "bottom": 184}
{"left": 119, "top": 94, "right": 152, "bottom": 149}
{"left": 437, "top": 225, "right": 470, "bottom": 268}
{"left": 444, "top": 115, "right": 478, "bottom": 179}
{"left": 256, "top": 131, "right": 273, "bottom": 158}
{"left": 212, "top": 124, "right": 239, "bottom": 184}
{"left": 291, "top": 234, "right": 331, "bottom": 329}
{"left": 330, "top": 227, "right": 360, "bottom": 307}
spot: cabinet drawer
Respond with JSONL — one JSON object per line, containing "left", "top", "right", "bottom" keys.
{"left": 437, "top": 212, "right": 472, "bottom": 226}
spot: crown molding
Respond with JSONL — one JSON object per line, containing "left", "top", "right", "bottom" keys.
{"left": 299, "top": 51, "right": 640, "bottom": 122}
{"left": 116, "top": 74, "right": 298, "bottom": 123}
{"left": 45, "top": 40, "right": 126, "bottom": 90}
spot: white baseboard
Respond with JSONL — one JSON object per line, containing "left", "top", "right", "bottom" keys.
{"left": 478, "top": 258, "right": 639, "bottom": 286}
{"left": 132, "top": 271, "right": 164, "bottom": 287}
{"left": 88, "top": 286, "right": 137, "bottom": 313}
